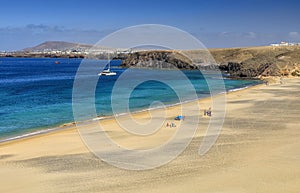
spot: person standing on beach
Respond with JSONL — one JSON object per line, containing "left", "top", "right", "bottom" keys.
{"left": 280, "top": 77, "right": 284, "bottom": 84}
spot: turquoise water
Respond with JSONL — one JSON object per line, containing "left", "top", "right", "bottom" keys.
{"left": 0, "top": 57, "right": 261, "bottom": 140}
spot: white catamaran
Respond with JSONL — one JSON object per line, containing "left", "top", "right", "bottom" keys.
{"left": 98, "top": 60, "right": 116, "bottom": 76}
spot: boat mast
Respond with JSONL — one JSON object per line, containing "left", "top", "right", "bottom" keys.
{"left": 108, "top": 54, "right": 110, "bottom": 70}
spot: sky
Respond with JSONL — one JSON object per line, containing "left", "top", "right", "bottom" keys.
{"left": 1, "top": 0, "right": 300, "bottom": 50}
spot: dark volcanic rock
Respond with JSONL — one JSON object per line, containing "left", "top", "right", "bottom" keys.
{"left": 209, "top": 46, "right": 300, "bottom": 78}
{"left": 219, "top": 62, "right": 279, "bottom": 78}
{"left": 120, "top": 51, "right": 196, "bottom": 69}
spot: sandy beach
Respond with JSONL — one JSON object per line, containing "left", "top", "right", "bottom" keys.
{"left": 0, "top": 78, "right": 299, "bottom": 193}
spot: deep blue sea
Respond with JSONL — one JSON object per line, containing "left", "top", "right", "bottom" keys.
{"left": 0, "top": 57, "right": 261, "bottom": 141}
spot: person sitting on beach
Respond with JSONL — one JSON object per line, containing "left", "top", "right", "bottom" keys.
{"left": 166, "top": 122, "right": 170, "bottom": 127}
{"left": 204, "top": 107, "right": 211, "bottom": 116}
{"left": 207, "top": 107, "right": 212, "bottom": 116}
{"left": 203, "top": 107, "right": 212, "bottom": 116}
{"left": 207, "top": 110, "right": 212, "bottom": 116}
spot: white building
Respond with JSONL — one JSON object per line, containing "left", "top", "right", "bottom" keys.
{"left": 270, "top": 41, "right": 300, "bottom": 46}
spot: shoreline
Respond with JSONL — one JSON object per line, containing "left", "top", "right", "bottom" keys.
{"left": 1, "top": 77, "right": 299, "bottom": 193}
{"left": 0, "top": 82, "right": 264, "bottom": 145}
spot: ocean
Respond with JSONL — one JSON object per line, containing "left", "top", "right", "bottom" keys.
{"left": 0, "top": 57, "right": 261, "bottom": 141}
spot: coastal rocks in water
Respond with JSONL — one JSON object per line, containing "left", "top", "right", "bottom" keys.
{"left": 120, "top": 50, "right": 219, "bottom": 70}
{"left": 121, "top": 51, "right": 196, "bottom": 69}
{"left": 219, "top": 62, "right": 280, "bottom": 78}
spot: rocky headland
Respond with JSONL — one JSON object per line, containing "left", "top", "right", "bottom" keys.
{"left": 120, "top": 46, "right": 300, "bottom": 79}
{"left": 2, "top": 41, "right": 300, "bottom": 79}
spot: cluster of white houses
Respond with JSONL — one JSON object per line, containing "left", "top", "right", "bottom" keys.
{"left": 270, "top": 41, "right": 300, "bottom": 46}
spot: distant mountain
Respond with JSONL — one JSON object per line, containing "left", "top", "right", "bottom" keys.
{"left": 23, "top": 41, "right": 97, "bottom": 52}
{"left": 23, "top": 41, "right": 93, "bottom": 51}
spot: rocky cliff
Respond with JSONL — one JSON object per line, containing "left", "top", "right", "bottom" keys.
{"left": 121, "top": 46, "right": 300, "bottom": 78}
{"left": 120, "top": 51, "right": 197, "bottom": 69}
{"left": 120, "top": 50, "right": 221, "bottom": 70}
{"left": 208, "top": 46, "right": 300, "bottom": 78}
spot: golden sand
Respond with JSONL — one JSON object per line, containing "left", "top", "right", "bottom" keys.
{"left": 0, "top": 78, "right": 299, "bottom": 193}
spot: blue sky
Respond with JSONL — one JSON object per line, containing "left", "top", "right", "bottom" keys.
{"left": 1, "top": 0, "right": 300, "bottom": 50}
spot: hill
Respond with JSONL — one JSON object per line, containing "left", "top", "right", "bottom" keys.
{"left": 23, "top": 41, "right": 92, "bottom": 52}
{"left": 208, "top": 46, "right": 300, "bottom": 78}
{"left": 121, "top": 46, "right": 300, "bottom": 78}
